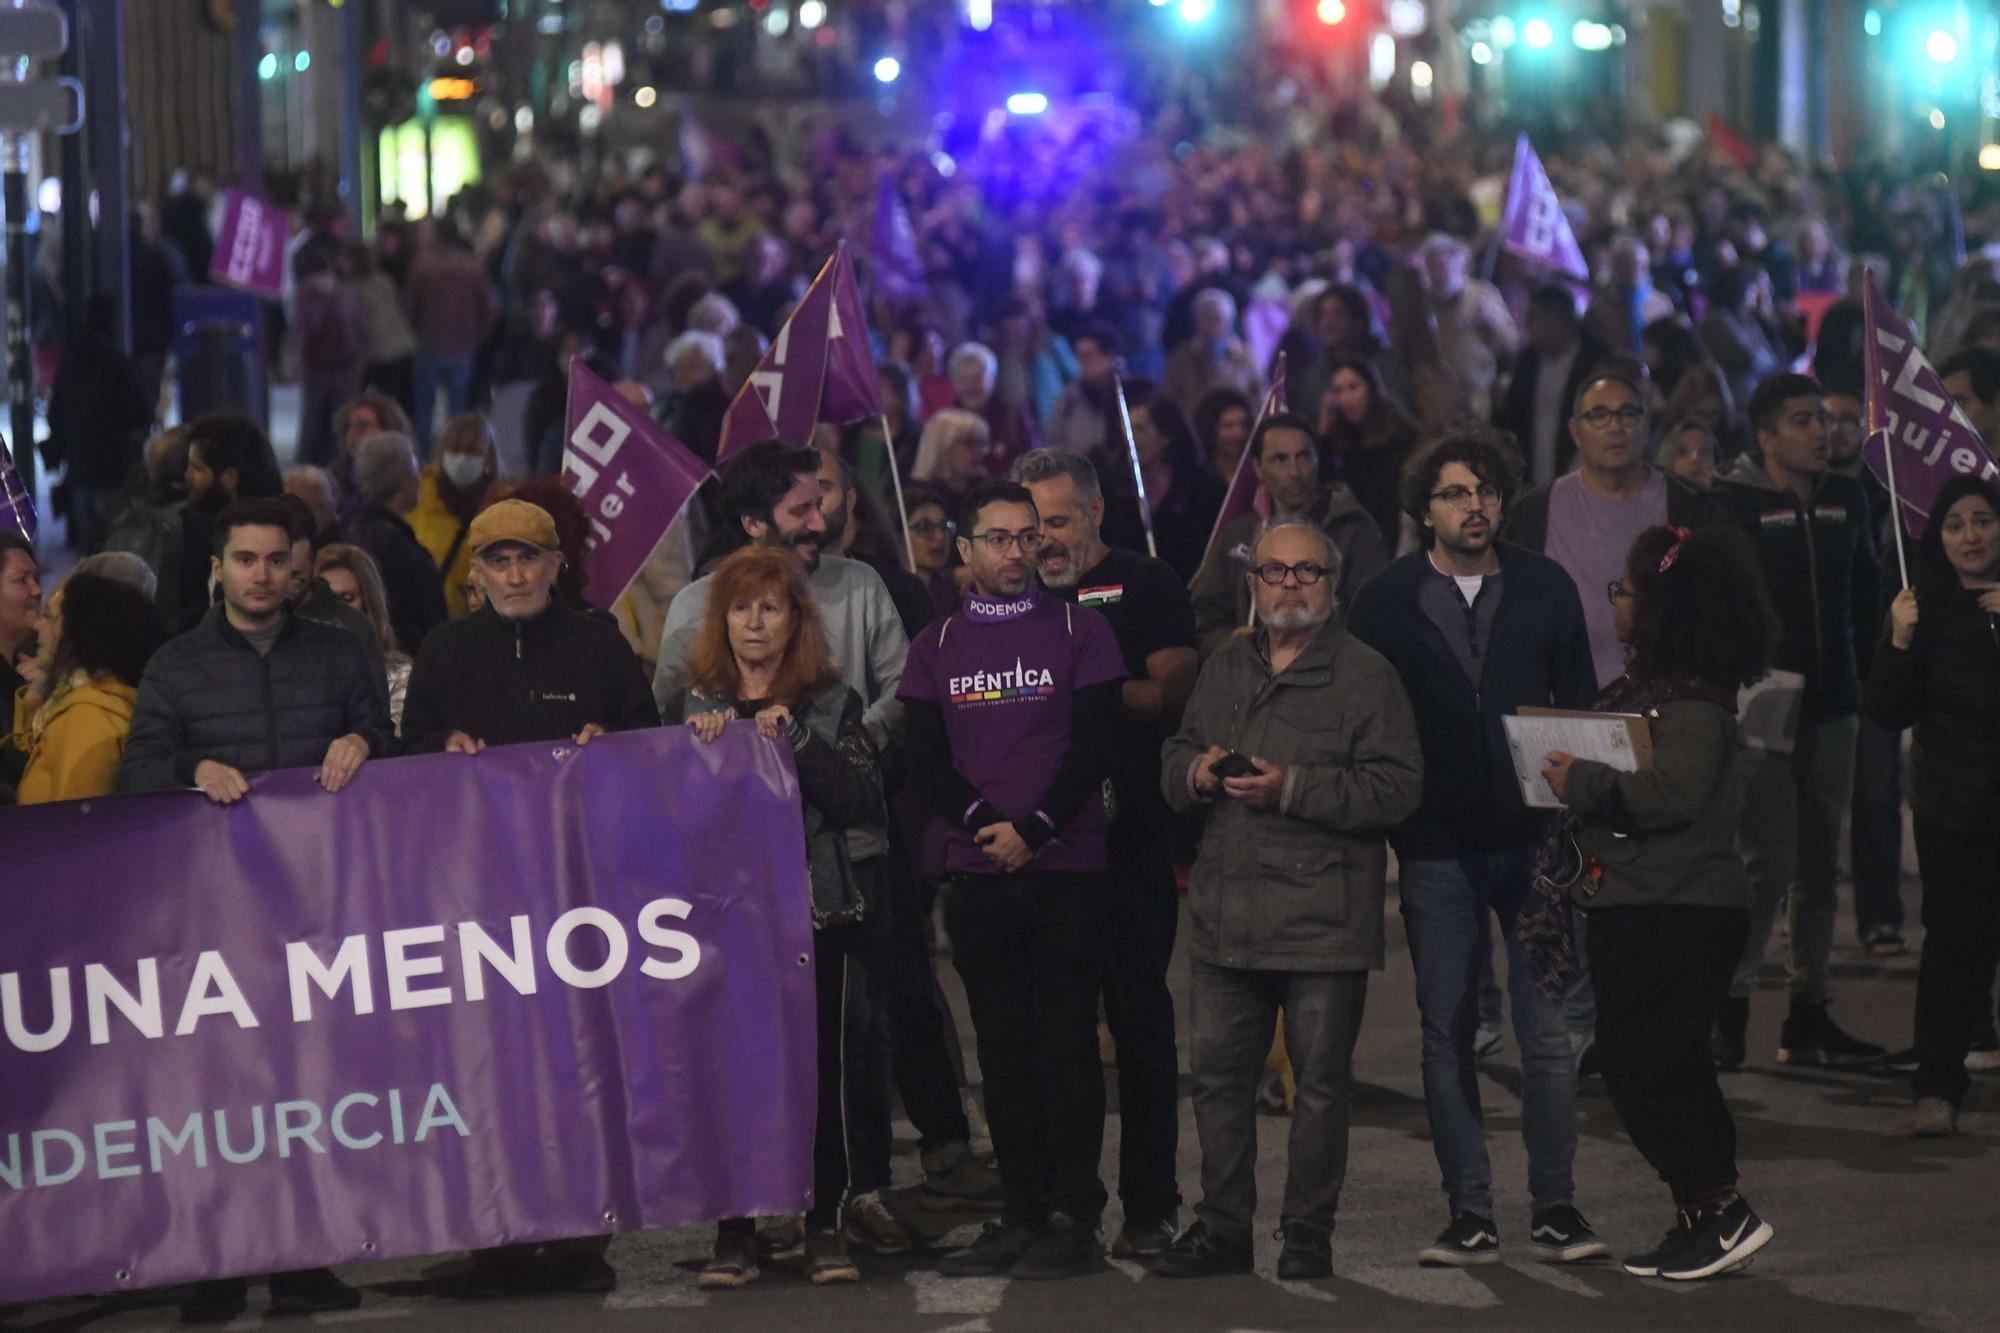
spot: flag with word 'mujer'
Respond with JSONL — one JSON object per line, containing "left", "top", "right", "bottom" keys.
{"left": 1862, "top": 270, "right": 2000, "bottom": 536}
{"left": 0, "top": 440, "right": 34, "bottom": 540}
{"left": 1499, "top": 135, "right": 1589, "bottom": 282}
{"left": 718, "top": 242, "right": 881, "bottom": 461}
{"left": 563, "top": 360, "right": 714, "bottom": 607}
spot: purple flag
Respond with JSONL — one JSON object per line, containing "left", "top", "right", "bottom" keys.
{"left": 872, "top": 172, "right": 924, "bottom": 304}
{"left": 719, "top": 242, "right": 879, "bottom": 460}
{"left": 1499, "top": 135, "right": 1589, "bottom": 282}
{"left": 0, "top": 439, "right": 33, "bottom": 540}
{"left": 208, "top": 189, "right": 290, "bottom": 300}
{"left": 562, "top": 360, "right": 714, "bottom": 606}
{"left": 0, "top": 727, "right": 817, "bottom": 1306}
{"left": 1189, "top": 357, "right": 1287, "bottom": 589}
{"left": 1862, "top": 270, "right": 2000, "bottom": 536}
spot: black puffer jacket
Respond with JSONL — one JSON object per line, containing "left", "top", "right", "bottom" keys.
{"left": 399, "top": 602, "right": 659, "bottom": 751}
{"left": 118, "top": 609, "right": 394, "bottom": 791}
{"left": 345, "top": 505, "right": 449, "bottom": 656}
{"left": 1863, "top": 577, "right": 2000, "bottom": 836}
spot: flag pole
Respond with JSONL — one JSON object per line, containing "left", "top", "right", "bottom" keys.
{"left": 1878, "top": 425, "right": 1911, "bottom": 589}
{"left": 879, "top": 413, "right": 918, "bottom": 571}
{"left": 1112, "top": 375, "right": 1160, "bottom": 561}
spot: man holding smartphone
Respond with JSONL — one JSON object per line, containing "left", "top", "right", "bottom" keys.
{"left": 1156, "top": 517, "right": 1422, "bottom": 1281}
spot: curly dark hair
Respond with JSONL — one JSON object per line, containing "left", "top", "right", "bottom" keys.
{"left": 1400, "top": 424, "right": 1522, "bottom": 539}
{"left": 48, "top": 573, "right": 166, "bottom": 690}
{"left": 1622, "top": 525, "right": 1777, "bottom": 689}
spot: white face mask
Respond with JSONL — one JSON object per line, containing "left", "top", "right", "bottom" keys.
{"left": 440, "top": 454, "right": 487, "bottom": 489}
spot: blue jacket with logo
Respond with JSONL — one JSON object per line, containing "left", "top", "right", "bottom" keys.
{"left": 1711, "top": 457, "right": 1879, "bottom": 720}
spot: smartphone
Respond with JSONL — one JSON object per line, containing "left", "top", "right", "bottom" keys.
{"left": 1211, "top": 751, "right": 1260, "bottom": 780}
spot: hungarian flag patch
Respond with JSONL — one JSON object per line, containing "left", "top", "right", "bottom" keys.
{"left": 1078, "top": 584, "right": 1124, "bottom": 606}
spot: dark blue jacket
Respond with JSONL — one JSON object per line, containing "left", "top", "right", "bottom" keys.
{"left": 1347, "top": 542, "right": 1597, "bottom": 859}
{"left": 119, "top": 609, "right": 393, "bottom": 792}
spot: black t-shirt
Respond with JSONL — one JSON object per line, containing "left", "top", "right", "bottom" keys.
{"left": 1048, "top": 545, "right": 1196, "bottom": 820}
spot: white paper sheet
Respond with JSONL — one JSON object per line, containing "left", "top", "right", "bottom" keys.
{"left": 1503, "top": 712, "right": 1646, "bottom": 809}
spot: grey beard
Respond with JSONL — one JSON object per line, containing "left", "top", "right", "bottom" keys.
{"left": 1264, "top": 603, "right": 1333, "bottom": 632}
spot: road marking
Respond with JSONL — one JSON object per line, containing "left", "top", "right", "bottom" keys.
{"left": 1503, "top": 1259, "right": 1603, "bottom": 1297}
{"left": 906, "top": 1270, "right": 1006, "bottom": 1315}
{"left": 1341, "top": 1264, "right": 1501, "bottom": 1308}
{"left": 1271, "top": 1279, "right": 1337, "bottom": 1303}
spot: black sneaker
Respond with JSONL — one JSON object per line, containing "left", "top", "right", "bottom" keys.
{"left": 1150, "top": 1220, "right": 1254, "bottom": 1279}
{"left": 1881, "top": 1046, "right": 1921, "bottom": 1073}
{"left": 1860, "top": 924, "right": 1907, "bottom": 957}
{"left": 696, "top": 1220, "right": 763, "bottom": 1290}
{"left": 1011, "top": 1212, "right": 1102, "bottom": 1280}
{"left": 1110, "top": 1213, "right": 1179, "bottom": 1259}
{"left": 268, "top": 1267, "right": 363, "bottom": 1315}
{"left": 1530, "top": 1205, "right": 1610, "bottom": 1262}
{"left": 1713, "top": 996, "right": 1749, "bottom": 1071}
{"left": 1621, "top": 1213, "right": 1695, "bottom": 1278}
{"left": 1275, "top": 1221, "right": 1333, "bottom": 1281}
{"left": 1778, "top": 1003, "right": 1884, "bottom": 1067}
{"left": 1656, "top": 1193, "right": 1772, "bottom": 1280}
{"left": 938, "top": 1220, "right": 1041, "bottom": 1278}
{"left": 1419, "top": 1214, "right": 1500, "bottom": 1266}
{"left": 178, "top": 1278, "right": 250, "bottom": 1324}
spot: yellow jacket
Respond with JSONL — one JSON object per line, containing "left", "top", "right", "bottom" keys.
{"left": 408, "top": 468, "right": 488, "bottom": 620}
{"left": 13, "top": 676, "right": 139, "bottom": 806}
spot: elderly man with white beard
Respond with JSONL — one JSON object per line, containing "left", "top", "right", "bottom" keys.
{"left": 1154, "top": 518, "right": 1422, "bottom": 1283}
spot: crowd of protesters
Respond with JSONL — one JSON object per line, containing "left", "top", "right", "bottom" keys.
{"left": 5, "top": 79, "right": 2000, "bottom": 1314}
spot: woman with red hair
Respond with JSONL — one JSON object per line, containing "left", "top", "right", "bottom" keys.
{"left": 665, "top": 545, "right": 890, "bottom": 1289}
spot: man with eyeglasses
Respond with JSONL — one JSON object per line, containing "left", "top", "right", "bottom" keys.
{"left": 1192, "top": 412, "right": 1388, "bottom": 660}
{"left": 1348, "top": 426, "right": 1603, "bottom": 1270}
{"left": 899, "top": 479, "right": 1126, "bottom": 1281}
{"left": 1154, "top": 518, "right": 1421, "bottom": 1281}
{"left": 1709, "top": 373, "right": 1886, "bottom": 1071}
{"left": 1504, "top": 370, "right": 1718, "bottom": 690}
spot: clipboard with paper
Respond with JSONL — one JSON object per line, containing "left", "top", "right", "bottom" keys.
{"left": 1503, "top": 706, "right": 1655, "bottom": 810}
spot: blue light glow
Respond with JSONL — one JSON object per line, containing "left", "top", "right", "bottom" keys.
{"left": 1006, "top": 91, "right": 1049, "bottom": 115}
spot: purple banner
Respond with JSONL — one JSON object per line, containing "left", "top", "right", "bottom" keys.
{"left": 1499, "top": 135, "right": 1589, "bottom": 282}
{"left": 1862, "top": 270, "right": 2000, "bottom": 536}
{"left": 562, "top": 359, "right": 714, "bottom": 607}
{"left": 0, "top": 727, "right": 817, "bottom": 1306}
{"left": 208, "top": 190, "right": 290, "bottom": 300}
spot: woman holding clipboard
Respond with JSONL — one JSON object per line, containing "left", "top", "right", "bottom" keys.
{"left": 1535, "top": 525, "right": 1781, "bottom": 1282}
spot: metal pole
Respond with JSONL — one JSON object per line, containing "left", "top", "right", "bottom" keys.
{"left": 1111, "top": 375, "right": 1158, "bottom": 560}
{"left": 337, "top": 0, "right": 361, "bottom": 235}
{"left": 57, "top": 0, "right": 86, "bottom": 340}
{"left": 878, "top": 412, "right": 916, "bottom": 571}
{"left": 83, "top": 0, "right": 125, "bottom": 352}
{"left": 235, "top": 0, "right": 262, "bottom": 191}
{"left": 4, "top": 134, "right": 35, "bottom": 494}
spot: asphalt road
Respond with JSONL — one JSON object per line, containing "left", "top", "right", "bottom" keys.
{"left": 6, "top": 872, "right": 1988, "bottom": 1333}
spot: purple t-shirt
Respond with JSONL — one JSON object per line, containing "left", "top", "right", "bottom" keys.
{"left": 1545, "top": 469, "right": 1668, "bottom": 688}
{"left": 899, "top": 585, "right": 1126, "bottom": 874}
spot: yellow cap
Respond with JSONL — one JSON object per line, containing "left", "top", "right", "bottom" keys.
{"left": 467, "top": 499, "right": 559, "bottom": 554}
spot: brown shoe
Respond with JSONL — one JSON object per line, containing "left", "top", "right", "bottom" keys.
{"left": 1910, "top": 1096, "right": 1958, "bottom": 1138}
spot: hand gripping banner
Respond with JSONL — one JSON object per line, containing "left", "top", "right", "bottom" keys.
{"left": 0, "top": 727, "right": 816, "bottom": 1304}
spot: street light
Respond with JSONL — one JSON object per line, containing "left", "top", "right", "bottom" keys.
{"left": 873, "top": 55, "right": 900, "bottom": 83}
{"left": 1925, "top": 29, "right": 1958, "bottom": 63}
{"left": 1316, "top": 0, "right": 1346, "bottom": 24}
{"left": 1523, "top": 17, "right": 1554, "bottom": 48}
{"left": 1006, "top": 91, "right": 1049, "bottom": 115}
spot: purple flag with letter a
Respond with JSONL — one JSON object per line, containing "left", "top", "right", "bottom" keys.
{"left": 0, "top": 440, "right": 33, "bottom": 540}
{"left": 1862, "top": 270, "right": 2000, "bottom": 536}
{"left": 563, "top": 359, "right": 714, "bottom": 607}
{"left": 208, "top": 189, "right": 290, "bottom": 300}
{"left": 718, "top": 242, "right": 880, "bottom": 460}
{"left": 0, "top": 726, "right": 817, "bottom": 1306}
{"left": 1499, "top": 135, "right": 1589, "bottom": 282}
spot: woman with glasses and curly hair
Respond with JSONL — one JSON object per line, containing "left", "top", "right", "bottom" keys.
{"left": 1537, "top": 524, "right": 1779, "bottom": 1281}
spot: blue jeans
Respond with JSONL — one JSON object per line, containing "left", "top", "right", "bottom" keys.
{"left": 1401, "top": 847, "right": 1578, "bottom": 1220}
{"left": 412, "top": 352, "right": 473, "bottom": 452}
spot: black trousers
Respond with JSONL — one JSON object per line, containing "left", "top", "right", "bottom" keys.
{"left": 809, "top": 900, "right": 891, "bottom": 1227}
{"left": 944, "top": 870, "right": 1109, "bottom": 1226}
{"left": 1912, "top": 816, "right": 2000, "bottom": 1106}
{"left": 1102, "top": 810, "right": 1183, "bottom": 1224}
{"left": 882, "top": 844, "right": 973, "bottom": 1150}
{"left": 1587, "top": 904, "right": 1747, "bottom": 1209}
